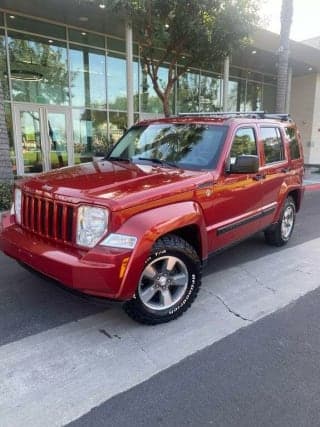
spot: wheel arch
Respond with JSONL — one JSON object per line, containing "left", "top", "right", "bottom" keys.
{"left": 114, "top": 201, "right": 207, "bottom": 300}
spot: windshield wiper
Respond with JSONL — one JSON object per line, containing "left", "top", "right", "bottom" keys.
{"left": 106, "top": 156, "right": 131, "bottom": 162}
{"left": 137, "top": 157, "right": 178, "bottom": 168}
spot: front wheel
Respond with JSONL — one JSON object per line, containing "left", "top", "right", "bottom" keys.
{"left": 264, "top": 196, "right": 296, "bottom": 246}
{"left": 123, "top": 234, "right": 201, "bottom": 325}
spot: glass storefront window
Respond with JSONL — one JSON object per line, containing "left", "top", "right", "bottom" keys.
{"left": 199, "top": 73, "right": 221, "bottom": 112}
{"left": 72, "top": 109, "right": 109, "bottom": 163}
{"left": 107, "top": 53, "right": 127, "bottom": 111}
{"left": 8, "top": 32, "right": 68, "bottom": 105}
{"left": 140, "top": 65, "right": 173, "bottom": 115}
{"left": 107, "top": 37, "right": 126, "bottom": 53}
{"left": 69, "top": 29, "right": 105, "bottom": 49}
{"left": 109, "top": 111, "right": 128, "bottom": 145}
{"left": 177, "top": 70, "right": 200, "bottom": 113}
{"left": 4, "top": 103, "right": 16, "bottom": 174}
{"left": 228, "top": 79, "right": 246, "bottom": 111}
{"left": 107, "top": 53, "right": 139, "bottom": 112}
{"left": 69, "top": 44, "right": 106, "bottom": 109}
{"left": 0, "top": 31, "right": 9, "bottom": 101}
{"left": 6, "top": 14, "right": 66, "bottom": 39}
{"left": 0, "top": 13, "right": 3, "bottom": 27}
{"left": 263, "top": 84, "right": 276, "bottom": 112}
{"left": 246, "top": 81, "right": 262, "bottom": 111}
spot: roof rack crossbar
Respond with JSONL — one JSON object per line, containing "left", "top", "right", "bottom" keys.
{"left": 177, "top": 111, "right": 291, "bottom": 121}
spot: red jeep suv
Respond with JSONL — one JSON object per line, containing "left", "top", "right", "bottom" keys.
{"left": 0, "top": 112, "right": 304, "bottom": 324}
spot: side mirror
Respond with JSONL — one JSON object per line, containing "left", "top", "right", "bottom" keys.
{"left": 229, "top": 155, "right": 259, "bottom": 174}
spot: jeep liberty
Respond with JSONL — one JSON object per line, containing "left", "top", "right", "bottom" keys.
{"left": 0, "top": 112, "right": 304, "bottom": 324}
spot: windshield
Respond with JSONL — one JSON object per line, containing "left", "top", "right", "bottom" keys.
{"left": 108, "top": 123, "right": 227, "bottom": 170}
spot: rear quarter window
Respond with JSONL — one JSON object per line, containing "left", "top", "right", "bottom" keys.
{"left": 285, "top": 127, "right": 301, "bottom": 160}
{"left": 260, "top": 127, "right": 285, "bottom": 164}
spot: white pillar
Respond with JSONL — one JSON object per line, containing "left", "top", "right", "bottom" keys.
{"left": 126, "top": 22, "right": 134, "bottom": 128}
{"left": 223, "top": 56, "right": 230, "bottom": 111}
{"left": 285, "top": 66, "right": 292, "bottom": 114}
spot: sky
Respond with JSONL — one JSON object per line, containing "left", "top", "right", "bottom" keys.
{"left": 260, "top": 0, "right": 320, "bottom": 41}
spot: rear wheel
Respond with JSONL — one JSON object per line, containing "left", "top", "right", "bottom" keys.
{"left": 264, "top": 196, "right": 296, "bottom": 246}
{"left": 123, "top": 234, "right": 201, "bottom": 325}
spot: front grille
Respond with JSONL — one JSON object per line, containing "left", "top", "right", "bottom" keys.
{"left": 21, "top": 193, "right": 75, "bottom": 243}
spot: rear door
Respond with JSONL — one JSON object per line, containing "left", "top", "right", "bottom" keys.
{"left": 258, "top": 125, "right": 288, "bottom": 228}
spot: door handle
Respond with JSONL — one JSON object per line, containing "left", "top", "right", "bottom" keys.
{"left": 253, "top": 173, "right": 266, "bottom": 181}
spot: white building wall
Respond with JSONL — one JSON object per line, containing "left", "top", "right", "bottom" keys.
{"left": 290, "top": 74, "right": 318, "bottom": 164}
{"left": 309, "top": 74, "right": 320, "bottom": 164}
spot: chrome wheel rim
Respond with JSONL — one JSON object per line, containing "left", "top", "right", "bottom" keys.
{"left": 281, "top": 205, "right": 295, "bottom": 240}
{"left": 138, "top": 256, "right": 189, "bottom": 311}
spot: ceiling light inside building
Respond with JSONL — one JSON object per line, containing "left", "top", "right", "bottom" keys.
{"left": 81, "top": 32, "right": 87, "bottom": 36}
{"left": 9, "top": 15, "right": 15, "bottom": 19}
{"left": 99, "top": 3, "right": 106, "bottom": 9}
{"left": 251, "top": 50, "right": 257, "bottom": 55}
{"left": 48, "top": 39, "right": 53, "bottom": 43}
{"left": 308, "top": 67, "right": 313, "bottom": 71}
{"left": 79, "top": 16, "right": 88, "bottom": 22}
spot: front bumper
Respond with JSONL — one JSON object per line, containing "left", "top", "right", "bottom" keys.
{"left": 0, "top": 217, "right": 133, "bottom": 300}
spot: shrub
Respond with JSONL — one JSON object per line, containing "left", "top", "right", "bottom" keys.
{"left": 0, "top": 181, "right": 13, "bottom": 211}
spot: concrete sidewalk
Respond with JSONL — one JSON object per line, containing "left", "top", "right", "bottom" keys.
{"left": 304, "top": 165, "right": 320, "bottom": 191}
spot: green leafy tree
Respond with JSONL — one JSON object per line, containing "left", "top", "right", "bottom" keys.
{"left": 104, "top": 0, "right": 259, "bottom": 116}
{"left": 276, "top": 0, "right": 293, "bottom": 113}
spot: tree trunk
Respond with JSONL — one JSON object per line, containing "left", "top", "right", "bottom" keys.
{"left": 276, "top": 0, "right": 293, "bottom": 113}
{"left": 0, "top": 81, "right": 13, "bottom": 183}
{"left": 162, "top": 94, "right": 171, "bottom": 117}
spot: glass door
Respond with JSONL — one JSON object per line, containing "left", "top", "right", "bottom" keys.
{"left": 13, "top": 104, "right": 73, "bottom": 175}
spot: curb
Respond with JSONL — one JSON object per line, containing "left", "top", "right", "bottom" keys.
{"left": 305, "top": 183, "right": 320, "bottom": 192}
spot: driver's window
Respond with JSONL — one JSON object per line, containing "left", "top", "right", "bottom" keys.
{"left": 229, "top": 127, "right": 257, "bottom": 165}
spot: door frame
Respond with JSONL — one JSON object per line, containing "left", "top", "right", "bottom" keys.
{"left": 13, "top": 102, "right": 73, "bottom": 175}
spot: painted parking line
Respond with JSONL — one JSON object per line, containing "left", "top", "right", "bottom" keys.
{"left": 1, "top": 237, "right": 320, "bottom": 427}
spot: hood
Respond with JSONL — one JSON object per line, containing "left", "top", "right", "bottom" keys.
{"left": 19, "top": 160, "right": 211, "bottom": 210}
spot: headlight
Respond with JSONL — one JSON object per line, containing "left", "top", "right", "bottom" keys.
{"left": 76, "top": 206, "right": 108, "bottom": 248}
{"left": 14, "top": 188, "right": 22, "bottom": 224}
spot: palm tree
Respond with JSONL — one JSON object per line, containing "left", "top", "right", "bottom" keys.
{"left": 0, "top": 80, "right": 13, "bottom": 183}
{"left": 276, "top": 0, "right": 293, "bottom": 113}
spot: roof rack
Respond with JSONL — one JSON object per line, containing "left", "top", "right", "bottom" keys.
{"left": 177, "top": 111, "right": 292, "bottom": 121}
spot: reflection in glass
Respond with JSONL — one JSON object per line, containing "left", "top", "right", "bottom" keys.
{"left": 6, "top": 14, "right": 66, "bottom": 39}
{"left": 4, "top": 103, "right": 15, "bottom": 174}
{"left": 200, "top": 73, "right": 221, "bottom": 112}
{"left": 263, "top": 84, "right": 276, "bottom": 112}
{"left": 72, "top": 109, "right": 108, "bottom": 163}
{"left": 0, "top": 32, "right": 9, "bottom": 100}
{"left": 141, "top": 65, "right": 171, "bottom": 114}
{"left": 20, "top": 110, "right": 43, "bottom": 173}
{"left": 110, "top": 123, "right": 227, "bottom": 170}
{"left": 70, "top": 45, "right": 106, "bottom": 108}
{"left": 228, "top": 79, "right": 246, "bottom": 111}
{"left": 177, "top": 71, "right": 200, "bottom": 113}
{"left": 246, "top": 81, "right": 262, "bottom": 111}
{"left": 109, "top": 111, "right": 128, "bottom": 144}
{"left": 9, "top": 33, "right": 68, "bottom": 104}
{"left": 69, "top": 29, "right": 105, "bottom": 49}
{"left": 47, "top": 112, "right": 68, "bottom": 169}
{"left": 107, "top": 55, "right": 139, "bottom": 112}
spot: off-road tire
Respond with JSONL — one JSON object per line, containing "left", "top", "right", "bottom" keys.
{"left": 123, "top": 234, "right": 201, "bottom": 325}
{"left": 264, "top": 196, "right": 296, "bottom": 247}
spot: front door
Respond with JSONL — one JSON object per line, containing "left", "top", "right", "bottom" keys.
{"left": 13, "top": 104, "right": 73, "bottom": 175}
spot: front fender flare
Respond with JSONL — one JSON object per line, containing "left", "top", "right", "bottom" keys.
{"left": 114, "top": 201, "right": 207, "bottom": 300}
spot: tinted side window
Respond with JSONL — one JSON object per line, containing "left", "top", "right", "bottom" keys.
{"left": 285, "top": 127, "right": 301, "bottom": 159}
{"left": 261, "top": 127, "right": 284, "bottom": 164}
{"left": 229, "top": 128, "right": 257, "bottom": 164}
